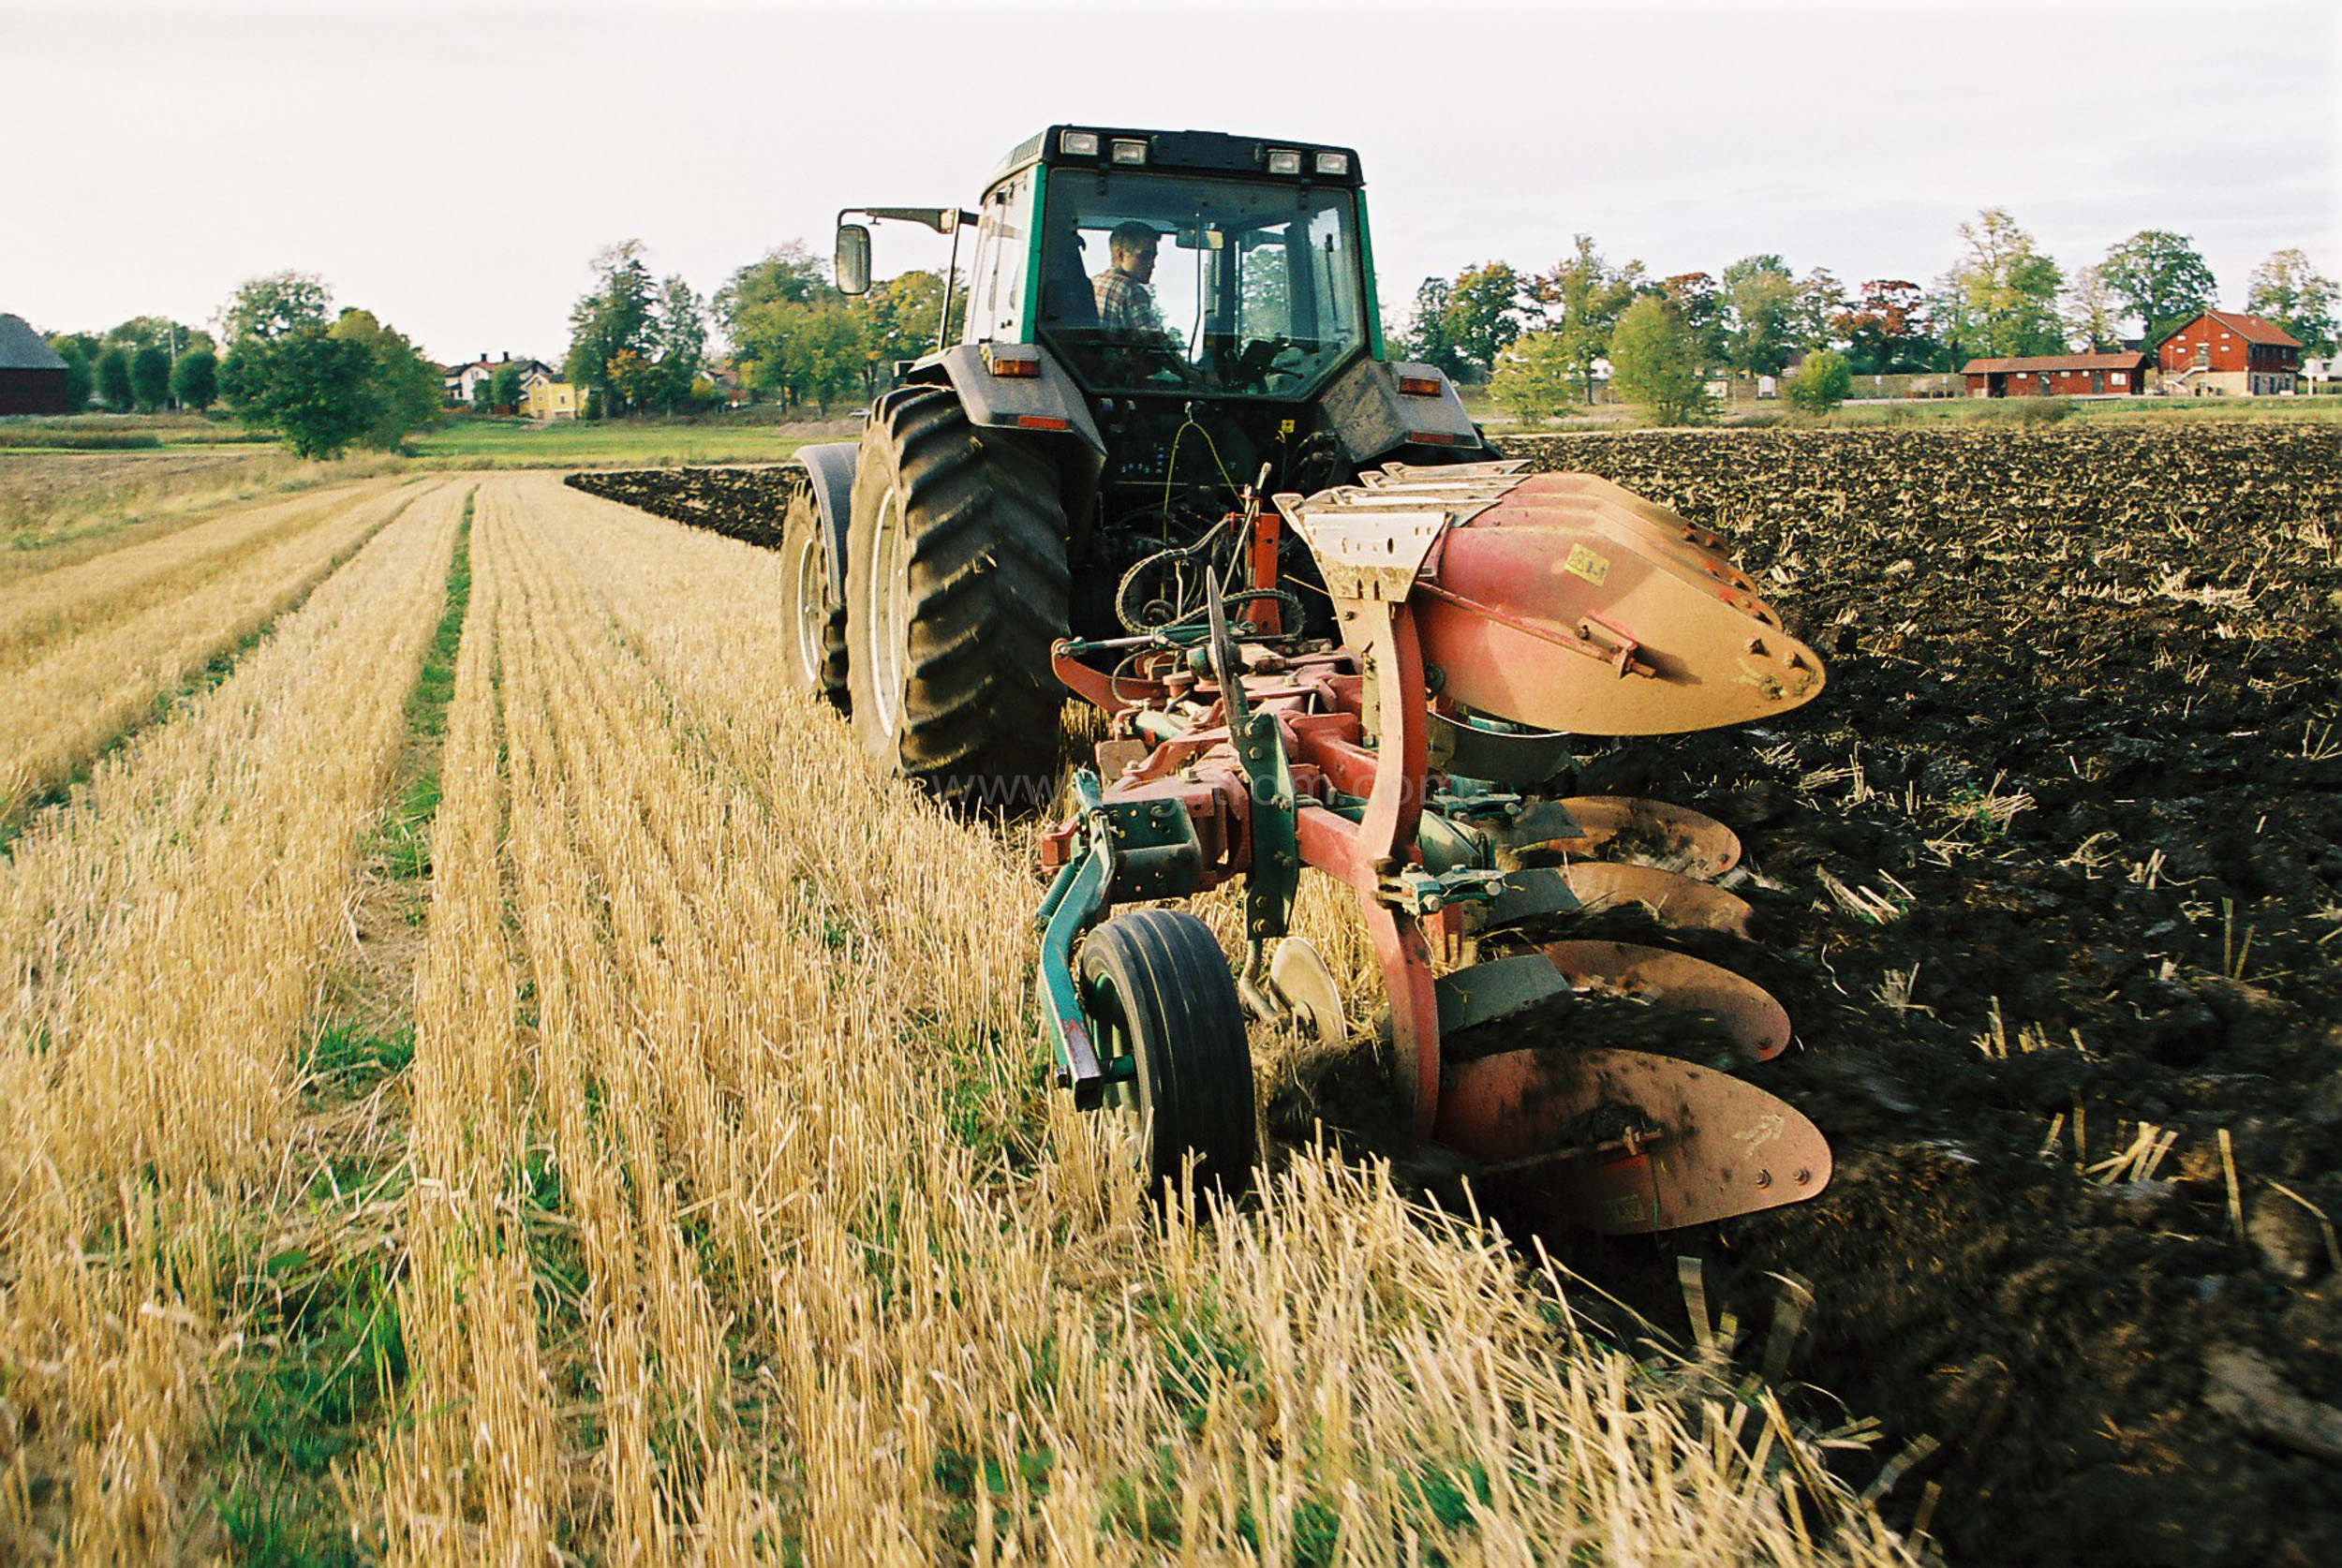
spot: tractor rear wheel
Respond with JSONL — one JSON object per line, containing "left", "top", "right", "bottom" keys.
{"left": 779, "top": 484, "right": 849, "bottom": 712}
{"left": 844, "top": 385, "right": 1069, "bottom": 804}
{"left": 1080, "top": 910, "right": 1257, "bottom": 1201}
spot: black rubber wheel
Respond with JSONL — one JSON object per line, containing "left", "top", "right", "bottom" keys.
{"left": 844, "top": 384, "right": 1069, "bottom": 806}
{"left": 1079, "top": 910, "right": 1257, "bottom": 1201}
{"left": 779, "top": 483, "right": 850, "bottom": 712}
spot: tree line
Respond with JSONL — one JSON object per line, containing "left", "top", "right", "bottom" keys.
{"left": 1403, "top": 214, "right": 2336, "bottom": 424}
{"left": 562, "top": 238, "right": 964, "bottom": 417}
{"left": 44, "top": 274, "right": 443, "bottom": 458}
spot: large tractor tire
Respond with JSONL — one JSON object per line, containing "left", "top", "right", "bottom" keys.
{"left": 778, "top": 483, "right": 849, "bottom": 712}
{"left": 844, "top": 384, "right": 1070, "bottom": 805}
{"left": 1079, "top": 910, "right": 1257, "bottom": 1201}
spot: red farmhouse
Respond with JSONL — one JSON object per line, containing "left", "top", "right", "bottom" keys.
{"left": 2158, "top": 311, "right": 2303, "bottom": 396}
{"left": 1962, "top": 352, "right": 2151, "bottom": 398}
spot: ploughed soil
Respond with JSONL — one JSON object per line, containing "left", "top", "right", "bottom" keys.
{"left": 574, "top": 419, "right": 2342, "bottom": 1564}
{"left": 1497, "top": 422, "right": 2342, "bottom": 1567}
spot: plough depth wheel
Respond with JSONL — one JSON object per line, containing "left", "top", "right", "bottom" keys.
{"left": 1079, "top": 910, "right": 1257, "bottom": 1201}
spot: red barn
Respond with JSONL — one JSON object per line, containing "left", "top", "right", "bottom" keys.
{"left": 0, "top": 312, "right": 71, "bottom": 416}
{"left": 2158, "top": 311, "right": 2303, "bottom": 395}
{"left": 1962, "top": 352, "right": 2151, "bottom": 398}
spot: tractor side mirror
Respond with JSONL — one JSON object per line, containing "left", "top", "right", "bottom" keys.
{"left": 835, "top": 224, "right": 872, "bottom": 296}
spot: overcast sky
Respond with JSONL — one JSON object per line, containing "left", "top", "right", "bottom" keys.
{"left": 6, "top": 0, "right": 2336, "bottom": 363}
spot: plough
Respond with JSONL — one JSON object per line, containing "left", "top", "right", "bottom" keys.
{"left": 1034, "top": 461, "right": 1833, "bottom": 1233}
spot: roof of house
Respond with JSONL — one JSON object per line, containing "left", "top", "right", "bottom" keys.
{"left": 1961, "top": 353, "right": 2150, "bottom": 375}
{"left": 0, "top": 313, "right": 67, "bottom": 372}
{"left": 2172, "top": 310, "right": 2303, "bottom": 348}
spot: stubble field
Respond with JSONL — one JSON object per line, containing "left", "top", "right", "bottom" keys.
{"left": 0, "top": 468, "right": 1911, "bottom": 1564}
{"left": 4, "top": 417, "right": 2335, "bottom": 1564}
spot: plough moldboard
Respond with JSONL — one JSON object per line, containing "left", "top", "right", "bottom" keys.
{"left": 1034, "top": 461, "right": 1831, "bottom": 1233}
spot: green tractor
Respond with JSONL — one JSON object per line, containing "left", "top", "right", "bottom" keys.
{"left": 778, "top": 124, "right": 1490, "bottom": 802}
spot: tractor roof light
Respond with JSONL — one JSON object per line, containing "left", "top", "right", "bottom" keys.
{"left": 1266, "top": 149, "right": 1302, "bottom": 175}
{"left": 1110, "top": 138, "right": 1149, "bottom": 166}
{"left": 1060, "top": 130, "right": 1101, "bottom": 156}
{"left": 1313, "top": 151, "right": 1350, "bottom": 177}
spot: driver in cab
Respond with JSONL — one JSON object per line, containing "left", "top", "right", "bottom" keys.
{"left": 1091, "top": 221, "right": 1167, "bottom": 337}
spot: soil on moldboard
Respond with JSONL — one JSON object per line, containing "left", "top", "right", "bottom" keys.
{"left": 1493, "top": 422, "right": 2342, "bottom": 1568}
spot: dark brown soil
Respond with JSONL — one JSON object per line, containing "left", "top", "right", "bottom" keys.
{"left": 1498, "top": 422, "right": 2342, "bottom": 1568}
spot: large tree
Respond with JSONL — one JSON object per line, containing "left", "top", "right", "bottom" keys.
{"left": 719, "top": 243, "right": 847, "bottom": 407}
{"left": 1608, "top": 295, "right": 1712, "bottom": 426}
{"left": 1439, "top": 261, "right": 1523, "bottom": 379}
{"left": 227, "top": 327, "right": 377, "bottom": 457}
{"left": 129, "top": 345, "right": 172, "bottom": 411}
{"left": 1934, "top": 209, "right": 2065, "bottom": 360}
{"left": 651, "top": 274, "right": 708, "bottom": 412}
{"left": 1489, "top": 332, "right": 1578, "bottom": 424}
{"left": 1526, "top": 236, "right": 1642, "bottom": 401}
{"left": 2062, "top": 265, "right": 2124, "bottom": 352}
{"left": 1654, "top": 273, "right": 1727, "bottom": 365}
{"left": 217, "top": 272, "right": 332, "bottom": 345}
{"left": 102, "top": 316, "right": 210, "bottom": 357}
{"left": 2099, "top": 229, "right": 2217, "bottom": 346}
{"left": 329, "top": 308, "right": 442, "bottom": 449}
{"left": 96, "top": 347, "right": 134, "bottom": 412}
{"left": 170, "top": 346, "right": 218, "bottom": 410}
{"left": 1401, "top": 276, "right": 1467, "bottom": 379}
{"left": 566, "top": 241, "right": 659, "bottom": 413}
{"left": 1835, "top": 280, "right": 1936, "bottom": 374}
{"left": 50, "top": 339, "right": 95, "bottom": 410}
{"left": 1789, "top": 268, "right": 1850, "bottom": 351}
{"left": 1722, "top": 254, "right": 1797, "bottom": 379}
{"left": 2244, "top": 247, "right": 2338, "bottom": 357}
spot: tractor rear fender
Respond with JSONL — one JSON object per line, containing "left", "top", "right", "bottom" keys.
{"left": 1320, "top": 357, "right": 1485, "bottom": 466}
{"left": 793, "top": 440, "right": 861, "bottom": 602}
{"left": 922, "top": 345, "right": 1107, "bottom": 543}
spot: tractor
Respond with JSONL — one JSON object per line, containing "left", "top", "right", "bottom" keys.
{"left": 778, "top": 125, "right": 1486, "bottom": 801}
{"left": 780, "top": 126, "right": 1834, "bottom": 1225}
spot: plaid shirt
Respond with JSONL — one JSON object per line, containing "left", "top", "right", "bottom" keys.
{"left": 1092, "top": 267, "right": 1164, "bottom": 334}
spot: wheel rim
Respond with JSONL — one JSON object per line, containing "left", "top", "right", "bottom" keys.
{"left": 866, "top": 484, "right": 910, "bottom": 736}
{"left": 788, "top": 525, "right": 826, "bottom": 682}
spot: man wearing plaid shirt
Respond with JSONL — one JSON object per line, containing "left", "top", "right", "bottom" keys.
{"left": 1091, "top": 221, "right": 1167, "bottom": 336}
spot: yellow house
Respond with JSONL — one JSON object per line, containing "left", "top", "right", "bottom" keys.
{"left": 521, "top": 371, "right": 585, "bottom": 421}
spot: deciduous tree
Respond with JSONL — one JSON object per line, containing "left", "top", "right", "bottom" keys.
{"left": 2062, "top": 265, "right": 2123, "bottom": 352}
{"left": 170, "top": 346, "right": 217, "bottom": 410}
{"left": 1526, "top": 236, "right": 1643, "bottom": 401}
{"left": 2244, "top": 247, "right": 2338, "bottom": 357}
{"left": 1785, "top": 348, "right": 1853, "bottom": 413}
{"left": 1934, "top": 209, "right": 2065, "bottom": 360}
{"left": 1790, "top": 269, "right": 1849, "bottom": 351}
{"left": 96, "top": 347, "right": 133, "bottom": 411}
{"left": 217, "top": 272, "right": 331, "bottom": 345}
{"left": 1655, "top": 273, "right": 1727, "bottom": 365}
{"left": 1608, "top": 296, "right": 1712, "bottom": 426}
{"left": 1722, "top": 255, "right": 1797, "bottom": 380}
{"left": 227, "top": 327, "right": 376, "bottom": 457}
{"left": 1439, "top": 261, "right": 1524, "bottom": 379}
{"left": 329, "top": 308, "right": 441, "bottom": 449}
{"left": 50, "top": 339, "right": 94, "bottom": 410}
{"left": 2100, "top": 229, "right": 2216, "bottom": 345}
{"left": 652, "top": 274, "right": 708, "bottom": 412}
{"left": 129, "top": 345, "right": 172, "bottom": 411}
{"left": 567, "top": 241, "right": 659, "bottom": 414}
{"left": 1401, "top": 276, "right": 1467, "bottom": 379}
{"left": 490, "top": 362, "right": 525, "bottom": 410}
{"left": 1489, "top": 333, "right": 1577, "bottom": 425}
{"left": 1836, "top": 280, "right": 1936, "bottom": 373}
